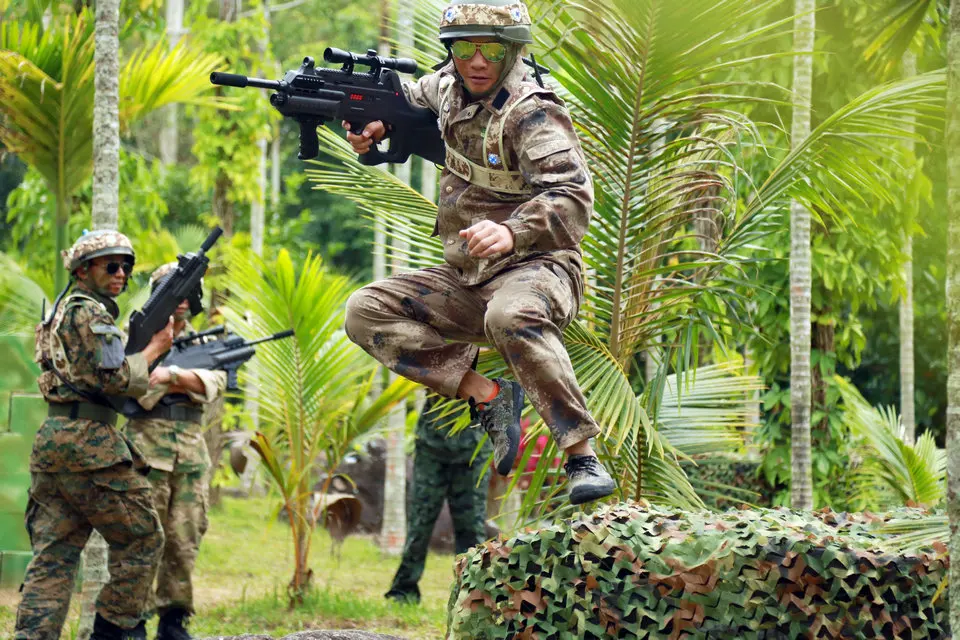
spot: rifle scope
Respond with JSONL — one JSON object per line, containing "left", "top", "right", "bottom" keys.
{"left": 323, "top": 48, "right": 418, "bottom": 74}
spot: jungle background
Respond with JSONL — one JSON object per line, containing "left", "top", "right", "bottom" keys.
{"left": 0, "top": 0, "right": 958, "bottom": 637}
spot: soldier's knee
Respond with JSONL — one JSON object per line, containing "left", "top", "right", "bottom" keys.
{"left": 483, "top": 298, "right": 544, "bottom": 340}
{"left": 344, "top": 287, "right": 377, "bottom": 346}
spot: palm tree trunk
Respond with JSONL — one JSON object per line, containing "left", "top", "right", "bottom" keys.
{"left": 900, "top": 49, "right": 917, "bottom": 445}
{"left": 90, "top": 0, "right": 120, "bottom": 231}
{"left": 789, "top": 0, "right": 814, "bottom": 510}
{"left": 381, "top": 0, "right": 412, "bottom": 557}
{"left": 945, "top": 0, "right": 960, "bottom": 629}
{"left": 79, "top": 0, "right": 122, "bottom": 635}
{"left": 159, "top": 0, "right": 185, "bottom": 166}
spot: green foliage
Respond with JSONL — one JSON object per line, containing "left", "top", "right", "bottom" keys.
{"left": 220, "top": 248, "right": 417, "bottom": 602}
{"left": 4, "top": 150, "right": 170, "bottom": 280}
{"left": 834, "top": 375, "right": 945, "bottom": 508}
{"left": 448, "top": 502, "right": 949, "bottom": 638}
{"left": 186, "top": 3, "right": 275, "bottom": 214}
{"left": 679, "top": 454, "right": 772, "bottom": 510}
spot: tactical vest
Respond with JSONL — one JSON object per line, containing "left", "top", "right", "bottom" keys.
{"left": 35, "top": 290, "right": 114, "bottom": 399}
{"left": 438, "top": 77, "right": 557, "bottom": 195}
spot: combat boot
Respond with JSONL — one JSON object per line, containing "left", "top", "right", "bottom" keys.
{"left": 564, "top": 454, "right": 616, "bottom": 505}
{"left": 468, "top": 377, "right": 523, "bottom": 476}
{"left": 90, "top": 613, "right": 147, "bottom": 640}
{"left": 157, "top": 608, "right": 193, "bottom": 640}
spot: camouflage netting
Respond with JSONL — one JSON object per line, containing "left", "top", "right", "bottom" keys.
{"left": 447, "top": 502, "right": 948, "bottom": 639}
{"left": 679, "top": 454, "right": 773, "bottom": 509}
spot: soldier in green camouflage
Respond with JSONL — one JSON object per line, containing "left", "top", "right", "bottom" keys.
{"left": 17, "top": 230, "right": 175, "bottom": 640}
{"left": 343, "top": 0, "right": 615, "bottom": 505}
{"left": 385, "top": 395, "right": 491, "bottom": 603}
{"left": 124, "top": 263, "right": 226, "bottom": 640}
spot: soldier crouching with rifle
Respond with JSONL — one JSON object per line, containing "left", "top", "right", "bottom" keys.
{"left": 123, "top": 263, "right": 227, "bottom": 640}
{"left": 17, "top": 231, "right": 174, "bottom": 640}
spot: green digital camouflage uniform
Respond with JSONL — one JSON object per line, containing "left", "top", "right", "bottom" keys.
{"left": 386, "top": 395, "right": 491, "bottom": 602}
{"left": 344, "top": 25, "right": 601, "bottom": 451}
{"left": 16, "top": 284, "right": 163, "bottom": 640}
{"left": 125, "top": 324, "right": 225, "bottom": 618}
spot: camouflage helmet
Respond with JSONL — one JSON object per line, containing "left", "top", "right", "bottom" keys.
{"left": 62, "top": 230, "right": 135, "bottom": 273}
{"left": 150, "top": 262, "right": 178, "bottom": 290}
{"left": 439, "top": 0, "right": 533, "bottom": 44}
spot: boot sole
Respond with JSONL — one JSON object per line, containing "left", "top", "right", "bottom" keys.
{"left": 569, "top": 478, "right": 616, "bottom": 505}
{"left": 495, "top": 382, "right": 523, "bottom": 476}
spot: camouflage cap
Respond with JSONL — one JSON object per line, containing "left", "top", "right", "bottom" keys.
{"left": 150, "top": 262, "right": 178, "bottom": 289}
{"left": 62, "top": 230, "right": 135, "bottom": 272}
{"left": 439, "top": 0, "right": 533, "bottom": 44}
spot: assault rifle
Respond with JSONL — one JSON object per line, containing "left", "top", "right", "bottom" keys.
{"left": 126, "top": 227, "right": 223, "bottom": 361}
{"left": 210, "top": 48, "right": 446, "bottom": 166}
{"left": 164, "top": 329, "right": 296, "bottom": 391}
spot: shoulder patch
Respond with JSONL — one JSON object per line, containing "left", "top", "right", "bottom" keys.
{"left": 92, "top": 323, "right": 126, "bottom": 369}
{"left": 526, "top": 138, "right": 574, "bottom": 161}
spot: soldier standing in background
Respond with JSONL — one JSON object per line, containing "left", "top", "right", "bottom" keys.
{"left": 385, "top": 394, "right": 491, "bottom": 603}
{"left": 344, "top": 0, "right": 616, "bottom": 505}
{"left": 17, "top": 230, "right": 173, "bottom": 640}
{"left": 124, "top": 263, "right": 227, "bottom": 640}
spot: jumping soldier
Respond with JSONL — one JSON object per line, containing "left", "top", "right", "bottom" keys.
{"left": 343, "top": 0, "right": 615, "bottom": 505}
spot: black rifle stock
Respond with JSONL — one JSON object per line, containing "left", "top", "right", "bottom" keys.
{"left": 163, "top": 329, "right": 295, "bottom": 391}
{"left": 125, "top": 227, "right": 223, "bottom": 361}
{"left": 210, "top": 49, "right": 446, "bottom": 166}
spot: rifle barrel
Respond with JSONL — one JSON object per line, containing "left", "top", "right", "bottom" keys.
{"left": 244, "top": 329, "right": 296, "bottom": 347}
{"left": 209, "top": 72, "right": 282, "bottom": 91}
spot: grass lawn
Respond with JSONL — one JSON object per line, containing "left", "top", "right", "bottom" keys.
{"left": 0, "top": 495, "right": 452, "bottom": 639}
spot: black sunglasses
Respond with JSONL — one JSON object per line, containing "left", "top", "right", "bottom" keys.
{"left": 103, "top": 260, "right": 134, "bottom": 275}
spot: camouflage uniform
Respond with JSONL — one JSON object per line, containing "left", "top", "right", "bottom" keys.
{"left": 125, "top": 322, "right": 225, "bottom": 618}
{"left": 16, "top": 232, "right": 164, "bottom": 640}
{"left": 345, "top": 21, "right": 600, "bottom": 451}
{"left": 386, "top": 396, "right": 490, "bottom": 602}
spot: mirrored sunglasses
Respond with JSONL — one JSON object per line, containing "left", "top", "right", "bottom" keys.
{"left": 450, "top": 40, "right": 507, "bottom": 63}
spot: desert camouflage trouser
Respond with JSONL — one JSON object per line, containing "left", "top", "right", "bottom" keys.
{"left": 345, "top": 260, "right": 600, "bottom": 450}
{"left": 15, "top": 465, "right": 164, "bottom": 640}
{"left": 387, "top": 446, "right": 489, "bottom": 600}
{"left": 146, "top": 467, "right": 209, "bottom": 616}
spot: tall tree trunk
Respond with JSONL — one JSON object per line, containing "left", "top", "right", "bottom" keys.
{"left": 789, "top": 0, "right": 814, "bottom": 510}
{"left": 381, "top": 0, "right": 412, "bottom": 557}
{"left": 90, "top": 0, "right": 120, "bottom": 231}
{"left": 79, "top": 0, "right": 122, "bottom": 635}
{"left": 900, "top": 49, "right": 917, "bottom": 444}
{"left": 159, "top": 0, "right": 185, "bottom": 166}
{"left": 945, "top": 0, "right": 960, "bottom": 629}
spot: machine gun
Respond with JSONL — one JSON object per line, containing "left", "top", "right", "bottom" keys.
{"left": 163, "top": 329, "right": 296, "bottom": 391}
{"left": 210, "top": 48, "right": 446, "bottom": 166}
{"left": 126, "top": 226, "right": 223, "bottom": 361}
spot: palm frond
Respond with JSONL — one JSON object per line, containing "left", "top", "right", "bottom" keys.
{"left": 657, "top": 360, "right": 764, "bottom": 456}
{"left": 0, "top": 253, "right": 48, "bottom": 337}
{"left": 834, "top": 376, "right": 945, "bottom": 508}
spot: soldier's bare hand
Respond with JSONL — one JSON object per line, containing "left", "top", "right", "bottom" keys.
{"left": 459, "top": 221, "right": 515, "bottom": 258}
{"left": 342, "top": 120, "right": 386, "bottom": 154}
{"left": 150, "top": 366, "right": 172, "bottom": 386}
{"left": 143, "top": 317, "right": 174, "bottom": 363}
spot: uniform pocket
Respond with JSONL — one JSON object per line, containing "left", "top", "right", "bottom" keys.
{"left": 548, "top": 263, "right": 580, "bottom": 327}
{"left": 88, "top": 465, "right": 159, "bottom": 544}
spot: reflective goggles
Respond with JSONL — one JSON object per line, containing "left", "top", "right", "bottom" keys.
{"left": 449, "top": 40, "right": 507, "bottom": 63}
